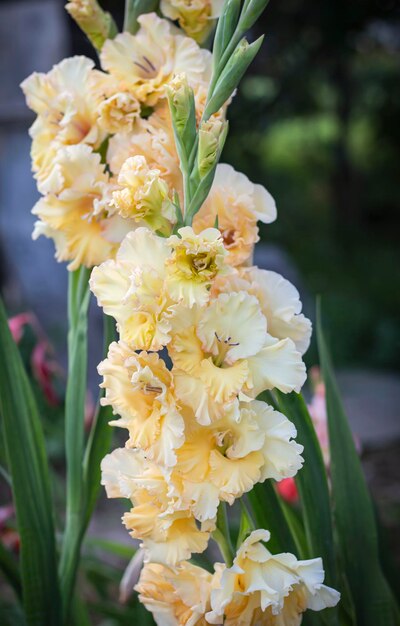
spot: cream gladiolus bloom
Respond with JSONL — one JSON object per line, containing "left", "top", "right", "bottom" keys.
{"left": 169, "top": 291, "right": 306, "bottom": 423}
{"left": 90, "top": 228, "right": 173, "bottom": 350}
{"left": 90, "top": 227, "right": 231, "bottom": 349}
{"left": 21, "top": 56, "right": 104, "bottom": 182}
{"left": 101, "top": 447, "right": 210, "bottom": 565}
{"left": 136, "top": 561, "right": 213, "bottom": 626}
{"left": 98, "top": 342, "right": 184, "bottom": 467}
{"left": 213, "top": 267, "right": 312, "bottom": 355}
{"left": 100, "top": 13, "right": 211, "bottom": 106}
{"left": 32, "top": 144, "right": 131, "bottom": 270}
{"left": 193, "top": 164, "right": 277, "bottom": 267}
{"left": 161, "top": 0, "right": 224, "bottom": 43}
{"left": 107, "top": 102, "right": 182, "bottom": 194}
{"left": 112, "top": 155, "right": 176, "bottom": 234}
{"left": 175, "top": 401, "right": 303, "bottom": 522}
{"left": 207, "top": 530, "right": 340, "bottom": 625}
{"left": 98, "top": 90, "right": 140, "bottom": 133}
{"left": 166, "top": 227, "right": 229, "bottom": 307}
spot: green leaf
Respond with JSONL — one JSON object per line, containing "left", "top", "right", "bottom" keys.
{"left": 59, "top": 266, "right": 91, "bottom": 621}
{"left": 0, "top": 602, "right": 27, "bottom": 626}
{"left": 0, "top": 298, "right": 61, "bottom": 625}
{"left": 0, "top": 540, "right": 21, "bottom": 599}
{"left": 205, "top": 36, "right": 264, "bottom": 121}
{"left": 240, "top": 0, "right": 271, "bottom": 31}
{"left": 84, "top": 537, "right": 134, "bottom": 560}
{"left": 248, "top": 481, "right": 299, "bottom": 556}
{"left": 275, "top": 391, "right": 337, "bottom": 586}
{"left": 83, "top": 314, "right": 116, "bottom": 527}
{"left": 213, "top": 0, "right": 241, "bottom": 68}
{"left": 124, "top": 0, "right": 159, "bottom": 33}
{"left": 317, "top": 301, "right": 398, "bottom": 626}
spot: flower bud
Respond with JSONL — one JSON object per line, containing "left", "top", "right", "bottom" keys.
{"left": 168, "top": 74, "right": 193, "bottom": 132}
{"left": 161, "top": 0, "right": 222, "bottom": 43}
{"left": 65, "top": 0, "right": 117, "bottom": 50}
{"left": 198, "top": 118, "right": 227, "bottom": 179}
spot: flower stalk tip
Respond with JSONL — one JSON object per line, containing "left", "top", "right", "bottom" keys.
{"left": 66, "top": 0, "right": 117, "bottom": 50}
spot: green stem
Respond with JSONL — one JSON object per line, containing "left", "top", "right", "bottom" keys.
{"left": 59, "top": 266, "right": 91, "bottom": 622}
{"left": 123, "top": 0, "right": 158, "bottom": 34}
{"left": 82, "top": 314, "right": 116, "bottom": 528}
{"left": 213, "top": 503, "right": 234, "bottom": 566}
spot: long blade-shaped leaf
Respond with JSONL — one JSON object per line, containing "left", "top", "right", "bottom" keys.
{"left": 0, "top": 298, "right": 61, "bottom": 625}
{"left": 317, "top": 302, "right": 398, "bottom": 626}
{"left": 0, "top": 540, "right": 21, "bottom": 598}
{"left": 276, "top": 393, "right": 336, "bottom": 574}
{"left": 248, "top": 481, "right": 300, "bottom": 556}
{"left": 275, "top": 391, "right": 339, "bottom": 626}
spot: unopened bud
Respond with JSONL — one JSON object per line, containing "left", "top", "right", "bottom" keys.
{"left": 198, "top": 118, "right": 227, "bottom": 178}
{"left": 167, "top": 74, "right": 196, "bottom": 136}
{"left": 66, "top": 0, "right": 117, "bottom": 50}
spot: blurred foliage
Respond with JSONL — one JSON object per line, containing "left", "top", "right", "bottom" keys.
{"left": 222, "top": 0, "right": 400, "bottom": 370}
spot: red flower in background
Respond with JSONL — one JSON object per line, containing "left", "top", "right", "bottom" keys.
{"left": 0, "top": 504, "right": 19, "bottom": 553}
{"left": 8, "top": 312, "right": 62, "bottom": 406}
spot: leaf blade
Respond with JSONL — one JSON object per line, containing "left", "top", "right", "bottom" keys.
{"left": 0, "top": 298, "right": 61, "bottom": 625}
{"left": 317, "top": 301, "right": 398, "bottom": 626}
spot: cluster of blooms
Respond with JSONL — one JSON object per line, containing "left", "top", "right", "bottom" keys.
{"left": 23, "top": 8, "right": 340, "bottom": 624}
{"left": 137, "top": 529, "right": 340, "bottom": 625}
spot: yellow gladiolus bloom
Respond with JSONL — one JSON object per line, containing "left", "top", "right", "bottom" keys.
{"left": 213, "top": 267, "right": 312, "bottom": 355}
{"left": 101, "top": 447, "right": 210, "bottom": 565}
{"left": 32, "top": 144, "right": 131, "bottom": 270}
{"left": 98, "top": 341, "right": 184, "bottom": 467}
{"left": 96, "top": 76, "right": 141, "bottom": 134}
{"left": 91, "top": 227, "right": 232, "bottom": 349}
{"left": 90, "top": 227, "right": 173, "bottom": 350}
{"left": 100, "top": 13, "right": 211, "bottom": 106}
{"left": 207, "top": 529, "right": 340, "bottom": 625}
{"left": 175, "top": 400, "right": 303, "bottom": 522}
{"left": 193, "top": 164, "right": 277, "bottom": 267}
{"left": 107, "top": 101, "right": 182, "bottom": 196}
{"left": 112, "top": 155, "right": 176, "bottom": 234}
{"left": 21, "top": 56, "right": 105, "bottom": 182}
{"left": 166, "top": 227, "right": 229, "bottom": 307}
{"left": 136, "top": 561, "right": 213, "bottom": 626}
{"left": 161, "top": 0, "right": 224, "bottom": 43}
{"left": 169, "top": 291, "right": 306, "bottom": 424}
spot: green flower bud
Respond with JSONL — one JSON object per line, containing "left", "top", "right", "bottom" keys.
{"left": 198, "top": 118, "right": 226, "bottom": 179}
{"left": 167, "top": 74, "right": 196, "bottom": 138}
{"left": 65, "top": 0, "right": 117, "bottom": 50}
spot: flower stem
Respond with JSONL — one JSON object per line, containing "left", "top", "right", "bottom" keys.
{"left": 59, "top": 266, "right": 91, "bottom": 623}
{"left": 213, "top": 502, "right": 235, "bottom": 566}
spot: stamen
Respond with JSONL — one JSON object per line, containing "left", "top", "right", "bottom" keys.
{"left": 144, "top": 384, "right": 162, "bottom": 394}
{"left": 143, "top": 55, "right": 156, "bottom": 72}
{"left": 134, "top": 60, "right": 150, "bottom": 74}
{"left": 215, "top": 331, "right": 239, "bottom": 347}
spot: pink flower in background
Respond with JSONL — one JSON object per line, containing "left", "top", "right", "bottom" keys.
{"left": 8, "top": 312, "right": 61, "bottom": 406}
{"left": 8, "top": 312, "right": 35, "bottom": 343}
{"left": 31, "top": 340, "right": 60, "bottom": 406}
{"left": 277, "top": 477, "right": 299, "bottom": 503}
{"left": 277, "top": 366, "right": 361, "bottom": 503}
{"left": 307, "top": 376, "right": 330, "bottom": 469}
{"left": 0, "top": 504, "right": 19, "bottom": 553}
{"left": 277, "top": 367, "right": 329, "bottom": 503}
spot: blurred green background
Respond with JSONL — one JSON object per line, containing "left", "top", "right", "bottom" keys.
{"left": 224, "top": 0, "right": 400, "bottom": 371}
